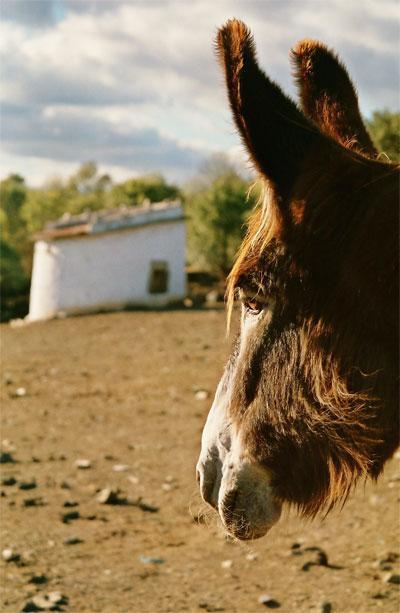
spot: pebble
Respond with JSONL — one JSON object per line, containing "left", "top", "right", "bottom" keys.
{"left": 127, "top": 475, "right": 139, "bottom": 485}
{"left": 383, "top": 573, "right": 400, "bottom": 584}
{"left": 74, "top": 458, "right": 91, "bottom": 469}
{"left": 112, "top": 464, "right": 129, "bottom": 472}
{"left": 14, "top": 387, "right": 27, "bottom": 397}
{"left": 258, "top": 594, "right": 281, "bottom": 608}
{"left": 63, "top": 500, "right": 79, "bottom": 508}
{"left": 139, "top": 555, "right": 165, "bottom": 565}
{"left": 97, "top": 488, "right": 127, "bottom": 505}
{"left": 61, "top": 510, "right": 80, "bottom": 524}
{"left": 64, "top": 536, "right": 84, "bottom": 545}
{"left": 22, "top": 592, "right": 68, "bottom": 611}
{"left": 2, "top": 477, "right": 17, "bottom": 486}
{"left": 2, "top": 548, "right": 20, "bottom": 562}
{"left": 221, "top": 559, "right": 233, "bottom": 569}
{"left": 246, "top": 552, "right": 258, "bottom": 561}
{"left": 0, "top": 452, "right": 16, "bottom": 464}
{"left": 19, "top": 480, "right": 37, "bottom": 491}
{"left": 28, "top": 575, "right": 48, "bottom": 585}
{"left": 195, "top": 389, "right": 209, "bottom": 401}
{"left": 23, "top": 497, "right": 45, "bottom": 507}
{"left": 320, "top": 603, "right": 332, "bottom": 613}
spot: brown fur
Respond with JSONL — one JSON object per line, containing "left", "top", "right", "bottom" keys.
{"left": 291, "top": 39, "right": 377, "bottom": 157}
{"left": 218, "top": 20, "right": 399, "bottom": 517}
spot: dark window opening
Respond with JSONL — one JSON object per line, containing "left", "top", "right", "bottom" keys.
{"left": 148, "top": 261, "right": 169, "bottom": 294}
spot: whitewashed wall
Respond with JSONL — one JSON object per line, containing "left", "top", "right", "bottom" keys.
{"left": 28, "top": 221, "right": 186, "bottom": 321}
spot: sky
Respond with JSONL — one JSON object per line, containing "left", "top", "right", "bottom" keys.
{"left": 1, "top": 0, "right": 399, "bottom": 187}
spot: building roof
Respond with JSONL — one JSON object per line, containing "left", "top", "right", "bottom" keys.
{"left": 35, "top": 200, "right": 184, "bottom": 240}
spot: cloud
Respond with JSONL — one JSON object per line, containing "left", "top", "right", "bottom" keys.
{"left": 1, "top": 0, "right": 398, "bottom": 186}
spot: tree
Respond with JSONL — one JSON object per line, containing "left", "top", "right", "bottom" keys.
{"left": 185, "top": 156, "right": 256, "bottom": 276}
{"left": 367, "top": 110, "right": 400, "bottom": 161}
{"left": 107, "top": 173, "right": 181, "bottom": 208}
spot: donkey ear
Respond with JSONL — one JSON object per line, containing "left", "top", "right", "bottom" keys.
{"left": 291, "top": 40, "right": 377, "bottom": 157}
{"left": 216, "top": 20, "right": 320, "bottom": 197}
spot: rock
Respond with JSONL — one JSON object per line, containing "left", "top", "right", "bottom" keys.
{"left": 60, "top": 481, "right": 72, "bottom": 490}
{"left": 2, "top": 548, "right": 20, "bottom": 562}
{"left": 320, "top": 603, "right": 332, "bottom": 613}
{"left": 97, "top": 488, "right": 127, "bottom": 505}
{"left": 14, "top": 387, "right": 27, "bottom": 397}
{"left": 198, "top": 601, "right": 225, "bottom": 612}
{"left": 19, "top": 480, "right": 37, "bottom": 491}
{"left": 127, "top": 475, "right": 139, "bottom": 485}
{"left": 62, "top": 500, "right": 79, "bottom": 508}
{"left": 195, "top": 389, "right": 209, "bottom": 401}
{"left": 139, "top": 555, "right": 165, "bottom": 565}
{"left": 383, "top": 573, "right": 400, "bottom": 585}
{"left": 2, "top": 438, "right": 16, "bottom": 451}
{"left": 112, "top": 464, "right": 129, "bottom": 472}
{"left": 246, "top": 552, "right": 258, "bottom": 561}
{"left": 74, "top": 458, "right": 91, "bottom": 469}
{"left": 22, "top": 592, "right": 68, "bottom": 611}
{"left": 63, "top": 536, "right": 84, "bottom": 545}
{"left": 0, "top": 452, "right": 16, "bottom": 464}
{"left": 221, "top": 559, "right": 233, "bottom": 569}
{"left": 61, "top": 510, "right": 80, "bottom": 524}
{"left": 302, "top": 546, "right": 330, "bottom": 571}
{"left": 28, "top": 575, "right": 48, "bottom": 585}
{"left": 2, "top": 476, "right": 17, "bottom": 486}
{"left": 258, "top": 594, "right": 281, "bottom": 608}
{"left": 23, "top": 497, "right": 45, "bottom": 508}
{"left": 136, "top": 499, "right": 159, "bottom": 513}
{"left": 183, "top": 297, "right": 193, "bottom": 308}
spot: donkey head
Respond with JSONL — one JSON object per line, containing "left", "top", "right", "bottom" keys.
{"left": 197, "top": 20, "right": 399, "bottom": 540}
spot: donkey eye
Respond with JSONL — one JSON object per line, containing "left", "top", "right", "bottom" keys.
{"left": 243, "top": 299, "right": 263, "bottom": 315}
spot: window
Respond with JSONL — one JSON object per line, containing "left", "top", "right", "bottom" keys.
{"left": 148, "top": 261, "right": 169, "bottom": 294}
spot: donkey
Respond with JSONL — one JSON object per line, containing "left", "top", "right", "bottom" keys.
{"left": 196, "top": 20, "right": 399, "bottom": 540}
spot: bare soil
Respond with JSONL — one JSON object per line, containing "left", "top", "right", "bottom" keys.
{"left": 1, "top": 310, "right": 399, "bottom": 612}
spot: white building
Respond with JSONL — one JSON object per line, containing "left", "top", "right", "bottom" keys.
{"left": 28, "top": 201, "right": 186, "bottom": 321}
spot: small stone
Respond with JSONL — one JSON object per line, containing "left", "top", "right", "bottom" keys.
{"left": 258, "top": 594, "right": 281, "bottom": 608}
{"left": 14, "top": 387, "right": 27, "bottom": 397}
{"left": 23, "top": 497, "right": 45, "bottom": 507}
{"left": 97, "top": 488, "right": 127, "bottom": 505}
{"left": 127, "top": 475, "right": 139, "bottom": 485}
{"left": 162, "top": 483, "right": 174, "bottom": 492}
{"left": 383, "top": 573, "right": 400, "bottom": 584}
{"left": 28, "top": 575, "right": 48, "bottom": 585}
{"left": 136, "top": 499, "right": 159, "bottom": 513}
{"left": 183, "top": 297, "right": 193, "bottom": 308}
{"left": 221, "top": 559, "right": 233, "bottom": 569}
{"left": 0, "top": 452, "right": 16, "bottom": 464}
{"left": 2, "top": 548, "right": 20, "bottom": 562}
{"left": 63, "top": 500, "right": 79, "bottom": 508}
{"left": 246, "top": 552, "right": 258, "bottom": 561}
{"left": 2, "top": 477, "right": 17, "bottom": 486}
{"left": 112, "top": 464, "right": 129, "bottom": 472}
{"left": 19, "top": 480, "right": 37, "bottom": 491}
{"left": 23, "top": 592, "right": 68, "bottom": 611}
{"left": 74, "top": 458, "right": 91, "bottom": 469}
{"left": 139, "top": 555, "right": 165, "bottom": 565}
{"left": 61, "top": 510, "right": 80, "bottom": 524}
{"left": 64, "top": 536, "right": 84, "bottom": 545}
{"left": 195, "top": 389, "right": 209, "bottom": 401}
{"left": 60, "top": 481, "right": 71, "bottom": 489}
{"left": 2, "top": 439, "right": 16, "bottom": 451}
{"left": 320, "top": 603, "right": 332, "bottom": 613}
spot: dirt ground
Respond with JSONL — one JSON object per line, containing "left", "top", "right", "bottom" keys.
{"left": 1, "top": 310, "right": 399, "bottom": 613}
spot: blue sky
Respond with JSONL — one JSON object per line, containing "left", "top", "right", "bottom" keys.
{"left": 1, "top": 0, "right": 399, "bottom": 186}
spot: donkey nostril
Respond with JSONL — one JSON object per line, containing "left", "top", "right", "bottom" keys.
{"left": 196, "top": 469, "right": 200, "bottom": 484}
